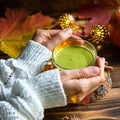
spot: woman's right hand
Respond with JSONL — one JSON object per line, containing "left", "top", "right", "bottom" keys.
{"left": 60, "top": 57, "right": 105, "bottom": 103}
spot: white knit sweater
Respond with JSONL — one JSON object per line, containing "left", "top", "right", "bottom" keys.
{"left": 0, "top": 40, "right": 67, "bottom": 120}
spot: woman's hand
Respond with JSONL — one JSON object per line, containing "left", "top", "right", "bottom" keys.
{"left": 60, "top": 57, "right": 105, "bottom": 103}
{"left": 33, "top": 28, "right": 81, "bottom": 51}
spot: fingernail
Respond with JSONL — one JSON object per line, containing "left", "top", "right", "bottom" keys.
{"left": 92, "top": 67, "right": 100, "bottom": 74}
{"left": 64, "top": 28, "right": 73, "bottom": 34}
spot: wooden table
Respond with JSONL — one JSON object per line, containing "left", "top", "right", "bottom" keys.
{"left": 44, "top": 44, "right": 120, "bottom": 120}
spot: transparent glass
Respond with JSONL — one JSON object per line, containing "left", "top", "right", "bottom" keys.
{"left": 52, "top": 38, "right": 97, "bottom": 70}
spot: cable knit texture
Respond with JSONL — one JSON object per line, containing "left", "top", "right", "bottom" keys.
{"left": 15, "top": 40, "right": 52, "bottom": 76}
{"left": 28, "top": 69, "right": 67, "bottom": 109}
{"left": 0, "top": 101, "right": 27, "bottom": 120}
{"left": 0, "top": 40, "right": 67, "bottom": 120}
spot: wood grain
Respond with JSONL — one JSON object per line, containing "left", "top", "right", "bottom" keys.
{"left": 44, "top": 88, "right": 120, "bottom": 120}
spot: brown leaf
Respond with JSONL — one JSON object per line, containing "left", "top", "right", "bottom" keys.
{"left": 74, "top": 4, "right": 114, "bottom": 37}
{"left": 0, "top": 7, "right": 55, "bottom": 58}
{"left": 0, "top": 7, "right": 28, "bottom": 39}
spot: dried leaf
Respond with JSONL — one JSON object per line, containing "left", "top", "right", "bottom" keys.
{"left": 1, "top": 38, "right": 28, "bottom": 58}
{"left": 0, "top": 7, "right": 28, "bottom": 39}
{"left": 0, "top": 7, "right": 55, "bottom": 58}
{"left": 80, "top": 93, "right": 93, "bottom": 105}
{"left": 74, "top": 4, "right": 114, "bottom": 37}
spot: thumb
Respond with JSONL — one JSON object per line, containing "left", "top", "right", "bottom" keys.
{"left": 60, "top": 66, "right": 100, "bottom": 80}
{"left": 68, "top": 66, "right": 100, "bottom": 79}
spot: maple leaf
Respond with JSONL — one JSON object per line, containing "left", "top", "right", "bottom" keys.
{"left": 0, "top": 7, "right": 28, "bottom": 39}
{"left": 0, "top": 7, "right": 55, "bottom": 58}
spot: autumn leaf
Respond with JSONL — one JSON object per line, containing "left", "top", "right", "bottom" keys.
{"left": 0, "top": 7, "right": 28, "bottom": 39}
{"left": 0, "top": 7, "right": 55, "bottom": 58}
{"left": 1, "top": 38, "right": 28, "bottom": 58}
{"left": 80, "top": 93, "right": 93, "bottom": 106}
{"left": 74, "top": 4, "right": 114, "bottom": 37}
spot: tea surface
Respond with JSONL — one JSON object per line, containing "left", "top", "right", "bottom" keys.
{"left": 54, "top": 46, "right": 95, "bottom": 69}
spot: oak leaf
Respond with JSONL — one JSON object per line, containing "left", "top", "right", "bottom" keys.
{"left": 0, "top": 7, "right": 55, "bottom": 58}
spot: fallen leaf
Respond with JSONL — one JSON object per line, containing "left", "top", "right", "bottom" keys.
{"left": 0, "top": 7, "right": 28, "bottom": 39}
{"left": 80, "top": 93, "right": 93, "bottom": 105}
{"left": 74, "top": 4, "right": 114, "bottom": 37}
{"left": 0, "top": 7, "right": 55, "bottom": 58}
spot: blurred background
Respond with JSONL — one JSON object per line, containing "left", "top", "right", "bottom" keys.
{"left": 0, "top": 0, "right": 94, "bottom": 16}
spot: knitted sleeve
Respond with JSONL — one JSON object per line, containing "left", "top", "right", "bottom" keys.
{"left": 0, "top": 40, "right": 67, "bottom": 120}
{"left": 0, "top": 69, "right": 67, "bottom": 120}
{"left": 27, "top": 69, "right": 67, "bottom": 109}
{"left": 0, "top": 40, "right": 52, "bottom": 85}
{"left": 0, "top": 79, "right": 44, "bottom": 120}
{"left": 0, "top": 101, "right": 27, "bottom": 120}
{"left": 9, "top": 40, "right": 52, "bottom": 76}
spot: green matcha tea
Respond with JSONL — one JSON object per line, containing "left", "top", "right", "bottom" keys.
{"left": 54, "top": 46, "right": 95, "bottom": 69}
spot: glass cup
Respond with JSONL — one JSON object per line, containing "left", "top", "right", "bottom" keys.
{"left": 52, "top": 38, "right": 97, "bottom": 70}
{"left": 51, "top": 38, "right": 112, "bottom": 105}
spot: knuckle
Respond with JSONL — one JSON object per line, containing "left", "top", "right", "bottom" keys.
{"left": 78, "top": 69, "right": 88, "bottom": 78}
